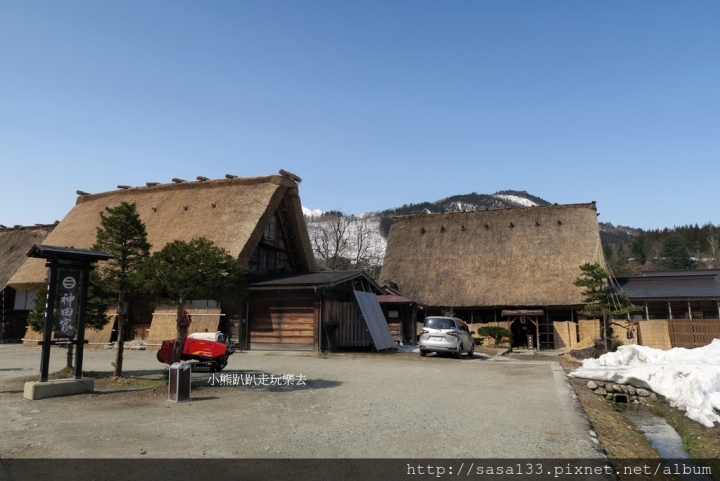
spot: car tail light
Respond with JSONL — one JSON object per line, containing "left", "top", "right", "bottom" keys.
{"left": 446, "top": 331, "right": 458, "bottom": 337}
{"left": 420, "top": 329, "right": 430, "bottom": 335}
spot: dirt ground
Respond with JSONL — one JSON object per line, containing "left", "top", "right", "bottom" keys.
{"left": 0, "top": 345, "right": 611, "bottom": 480}
{"left": 0, "top": 344, "right": 602, "bottom": 458}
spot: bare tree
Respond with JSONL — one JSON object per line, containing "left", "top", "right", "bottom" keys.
{"left": 351, "top": 217, "right": 373, "bottom": 267}
{"left": 708, "top": 233, "right": 719, "bottom": 267}
{"left": 312, "top": 213, "right": 350, "bottom": 270}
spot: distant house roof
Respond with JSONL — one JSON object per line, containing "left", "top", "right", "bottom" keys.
{"left": 380, "top": 203, "right": 603, "bottom": 307}
{"left": 641, "top": 269, "right": 720, "bottom": 277}
{"left": 0, "top": 224, "right": 55, "bottom": 290}
{"left": 9, "top": 173, "right": 316, "bottom": 290}
{"left": 617, "top": 273, "right": 720, "bottom": 300}
{"left": 247, "top": 270, "right": 383, "bottom": 293}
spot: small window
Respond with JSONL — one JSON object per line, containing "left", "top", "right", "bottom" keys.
{"left": 264, "top": 216, "right": 277, "bottom": 242}
{"left": 13, "top": 290, "right": 37, "bottom": 310}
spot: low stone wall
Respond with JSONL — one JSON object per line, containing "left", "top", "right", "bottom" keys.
{"left": 584, "top": 380, "right": 658, "bottom": 404}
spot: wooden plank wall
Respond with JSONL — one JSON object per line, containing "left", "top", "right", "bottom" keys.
{"left": 668, "top": 319, "right": 720, "bottom": 348}
{"left": 248, "top": 298, "right": 315, "bottom": 350}
{"left": 324, "top": 299, "right": 372, "bottom": 347}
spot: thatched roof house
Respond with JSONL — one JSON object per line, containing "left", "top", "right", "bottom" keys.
{"left": 1, "top": 224, "right": 55, "bottom": 291}
{"left": 1, "top": 224, "right": 55, "bottom": 341}
{"left": 380, "top": 203, "right": 604, "bottom": 349}
{"left": 9, "top": 173, "right": 316, "bottom": 291}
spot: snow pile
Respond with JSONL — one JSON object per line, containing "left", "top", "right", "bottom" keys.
{"left": 493, "top": 194, "right": 537, "bottom": 207}
{"left": 302, "top": 206, "right": 324, "bottom": 218}
{"left": 570, "top": 339, "right": 720, "bottom": 427}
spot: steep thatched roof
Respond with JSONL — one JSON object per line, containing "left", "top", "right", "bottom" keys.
{"left": 379, "top": 203, "right": 603, "bottom": 307}
{"left": 9, "top": 174, "right": 316, "bottom": 290}
{"left": 0, "top": 225, "right": 55, "bottom": 289}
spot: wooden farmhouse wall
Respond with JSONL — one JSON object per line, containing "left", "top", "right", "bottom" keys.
{"left": 323, "top": 298, "right": 372, "bottom": 348}
{"left": 247, "top": 296, "right": 317, "bottom": 351}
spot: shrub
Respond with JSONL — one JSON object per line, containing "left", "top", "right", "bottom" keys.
{"left": 477, "top": 326, "right": 513, "bottom": 346}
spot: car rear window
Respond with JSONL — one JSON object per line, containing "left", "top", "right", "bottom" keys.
{"left": 424, "top": 318, "right": 456, "bottom": 330}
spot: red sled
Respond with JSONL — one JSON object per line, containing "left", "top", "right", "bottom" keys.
{"left": 157, "top": 332, "right": 234, "bottom": 372}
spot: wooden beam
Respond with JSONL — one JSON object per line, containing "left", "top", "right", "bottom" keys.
{"left": 668, "top": 302, "right": 673, "bottom": 320}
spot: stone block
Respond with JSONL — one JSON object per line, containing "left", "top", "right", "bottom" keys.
{"left": 24, "top": 378, "right": 94, "bottom": 400}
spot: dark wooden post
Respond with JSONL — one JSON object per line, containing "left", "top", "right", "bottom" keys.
{"left": 40, "top": 257, "right": 58, "bottom": 382}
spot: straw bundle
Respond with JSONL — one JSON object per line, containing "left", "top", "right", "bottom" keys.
{"left": 22, "top": 311, "right": 116, "bottom": 348}
{"left": 145, "top": 307, "right": 222, "bottom": 350}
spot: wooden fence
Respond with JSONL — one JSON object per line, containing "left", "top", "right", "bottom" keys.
{"left": 667, "top": 319, "right": 720, "bottom": 348}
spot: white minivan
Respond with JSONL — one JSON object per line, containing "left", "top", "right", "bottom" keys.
{"left": 418, "top": 316, "right": 475, "bottom": 358}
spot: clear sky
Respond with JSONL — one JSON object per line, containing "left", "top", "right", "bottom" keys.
{"left": 1, "top": 1, "right": 718, "bottom": 230}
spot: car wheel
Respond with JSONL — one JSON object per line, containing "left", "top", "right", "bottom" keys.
{"left": 419, "top": 350, "right": 427, "bottom": 357}
{"left": 454, "top": 345, "right": 462, "bottom": 359}
{"left": 468, "top": 343, "right": 475, "bottom": 358}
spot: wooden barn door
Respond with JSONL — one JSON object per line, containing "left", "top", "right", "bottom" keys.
{"left": 325, "top": 299, "right": 373, "bottom": 348}
{"left": 248, "top": 299, "right": 315, "bottom": 351}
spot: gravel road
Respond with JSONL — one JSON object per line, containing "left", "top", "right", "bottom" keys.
{"left": 0, "top": 344, "right": 601, "bottom": 460}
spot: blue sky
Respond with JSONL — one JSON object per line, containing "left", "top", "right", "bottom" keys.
{"left": 1, "top": 1, "right": 718, "bottom": 230}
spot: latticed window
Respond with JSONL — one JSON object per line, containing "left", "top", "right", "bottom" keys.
{"left": 264, "top": 216, "right": 277, "bottom": 242}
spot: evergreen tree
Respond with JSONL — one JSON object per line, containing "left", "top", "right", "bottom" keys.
{"left": 136, "top": 238, "right": 245, "bottom": 363}
{"left": 92, "top": 202, "right": 151, "bottom": 377}
{"left": 573, "top": 263, "right": 641, "bottom": 347}
{"left": 656, "top": 234, "right": 696, "bottom": 270}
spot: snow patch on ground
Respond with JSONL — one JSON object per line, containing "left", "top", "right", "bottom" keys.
{"left": 493, "top": 194, "right": 537, "bottom": 207}
{"left": 302, "top": 206, "right": 324, "bottom": 217}
{"left": 570, "top": 339, "right": 720, "bottom": 427}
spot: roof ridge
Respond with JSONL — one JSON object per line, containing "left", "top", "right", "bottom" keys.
{"left": 390, "top": 202, "right": 598, "bottom": 221}
{"left": 75, "top": 174, "right": 295, "bottom": 205}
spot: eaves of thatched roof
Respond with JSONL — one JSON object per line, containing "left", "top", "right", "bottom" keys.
{"left": 0, "top": 224, "right": 55, "bottom": 290}
{"left": 8, "top": 174, "right": 316, "bottom": 290}
{"left": 379, "top": 203, "right": 603, "bottom": 308}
